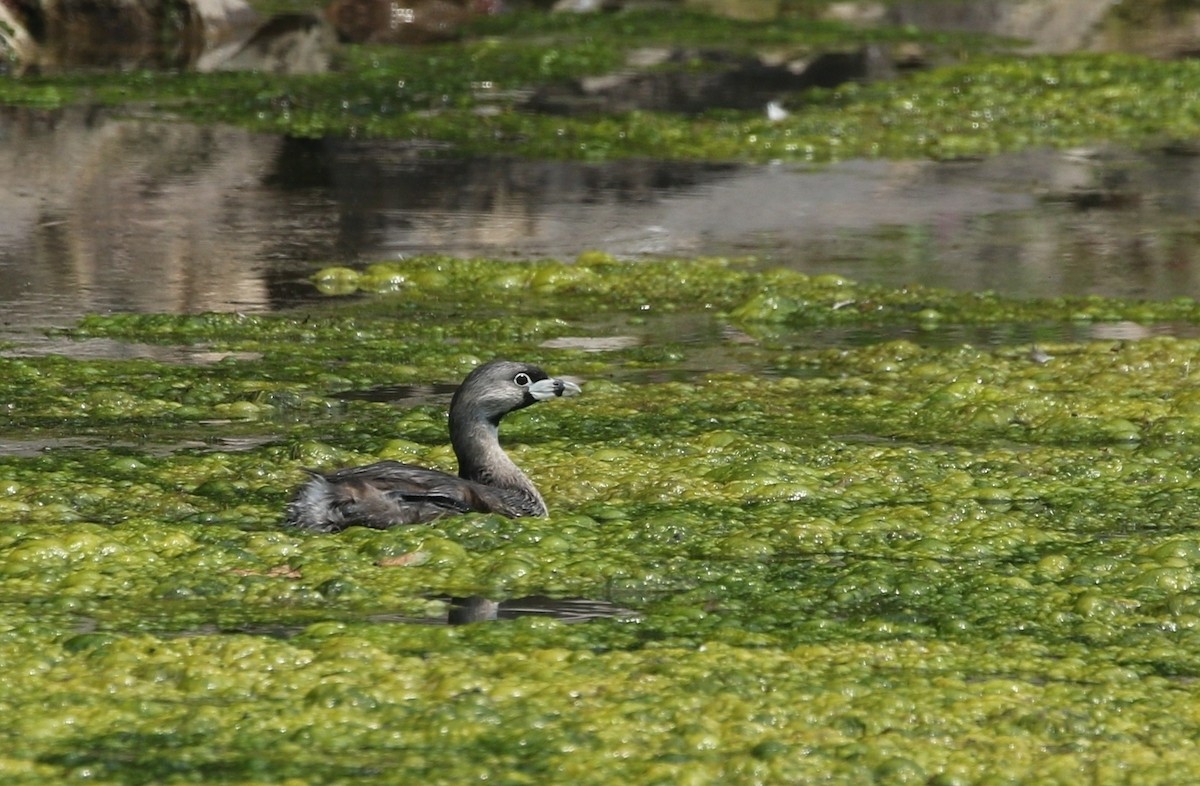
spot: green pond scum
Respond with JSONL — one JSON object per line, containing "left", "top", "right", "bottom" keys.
{"left": 8, "top": 256, "right": 1200, "bottom": 782}
{"left": 4, "top": 5, "right": 1200, "bottom": 161}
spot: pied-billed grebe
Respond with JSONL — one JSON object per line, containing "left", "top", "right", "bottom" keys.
{"left": 285, "top": 360, "right": 581, "bottom": 532}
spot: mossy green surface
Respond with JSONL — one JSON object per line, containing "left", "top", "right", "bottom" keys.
{"left": 7, "top": 256, "right": 1200, "bottom": 782}
{"left": 4, "top": 7, "right": 1200, "bottom": 161}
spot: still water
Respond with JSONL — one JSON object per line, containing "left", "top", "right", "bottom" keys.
{"left": 4, "top": 105, "right": 1200, "bottom": 349}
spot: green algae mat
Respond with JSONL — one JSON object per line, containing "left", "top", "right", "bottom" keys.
{"left": 6, "top": 7, "right": 1200, "bottom": 162}
{"left": 6, "top": 255, "right": 1200, "bottom": 783}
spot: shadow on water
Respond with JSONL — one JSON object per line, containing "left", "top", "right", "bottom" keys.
{"left": 442, "top": 595, "right": 641, "bottom": 625}
{"left": 109, "top": 595, "right": 642, "bottom": 639}
{"left": 6, "top": 107, "right": 1200, "bottom": 355}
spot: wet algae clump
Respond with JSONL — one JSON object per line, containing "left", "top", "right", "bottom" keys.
{"left": 12, "top": 258, "right": 1200, "bottom": 782}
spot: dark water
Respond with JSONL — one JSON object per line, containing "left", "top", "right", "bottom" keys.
{"left": 4, "top": 106, "right": 1200, "bottom": 353}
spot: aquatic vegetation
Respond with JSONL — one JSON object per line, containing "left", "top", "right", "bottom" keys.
{"left": 81, "top": 253, "right": 1200, "bottom": 328}
{"left": 6, "top": 257, "right": 1200, "bottom": 781}
{"left": 152, "top": 52, "right": 1200, "bottom": 160}
{"left": 6, "top": 4, "right": 1200, "bottom": 778}
{"left": 2, "top": 9, "right": 1199, "bottom": 160}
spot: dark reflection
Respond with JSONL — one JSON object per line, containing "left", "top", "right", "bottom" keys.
{"left": 362, "top": 595, "right": 640, "bottom": 626}
{"left": 137, "top": 595, "right": 639, "bottom": 638}
{"left": 283, "top": 141, "right": 742, "bottom": 263}
{"left": 447, "top": 596, "right": 501, "bottom": 624}
{"left": 443, "top": 595, "right": 639, "bottom": 625}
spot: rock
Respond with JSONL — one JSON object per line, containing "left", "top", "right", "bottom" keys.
{"left": 0, "top": 0, "right": 332, "bottom": 72}
{"left": 207, "top": 12, "right": 335, "bottom": 74}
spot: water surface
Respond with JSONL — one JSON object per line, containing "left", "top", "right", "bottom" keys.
{"left": 4, "top": 107, "right": 1200, "bottom": 352}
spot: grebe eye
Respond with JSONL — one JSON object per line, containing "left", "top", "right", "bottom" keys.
{"left": 513, "top": 372, "right": 532, "bottom": 386}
